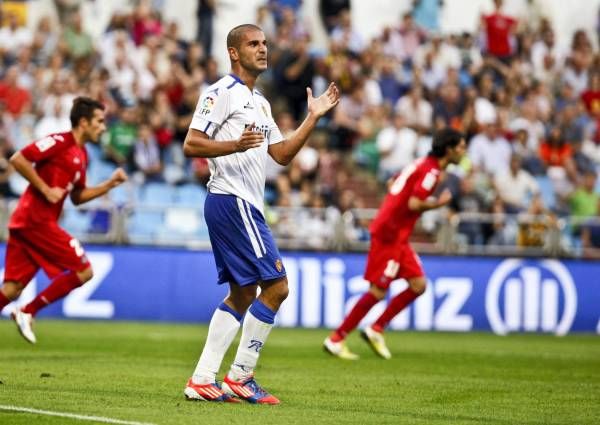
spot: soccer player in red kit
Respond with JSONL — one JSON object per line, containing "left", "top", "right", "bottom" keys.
{"left": 324, "top": 128, "right": 466, "bottom": 359}
{"left": 0, "top": 97, "right": 127, "bottom": 344}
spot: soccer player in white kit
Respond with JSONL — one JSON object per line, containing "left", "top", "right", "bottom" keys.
{"left": 182, "top": 24, "right": 340, "bottom": 404}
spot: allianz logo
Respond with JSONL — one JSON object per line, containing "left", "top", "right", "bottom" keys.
{"left": 277, "top": 257, "right": 578, "bottom": 335}
{"left": 486, "top": 259, "right": 577, "bottom": 336}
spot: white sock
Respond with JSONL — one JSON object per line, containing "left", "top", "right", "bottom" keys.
{"left": 228, "top": 300, "right": 275, "bottom": 381}
{"left": 192, "top": 305, "right": 241, "bottom": 385}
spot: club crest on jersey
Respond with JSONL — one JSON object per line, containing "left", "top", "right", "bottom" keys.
{"left": 199, "top": 96, "right": 215, "bottom": 115}
{"left": 275, "top": 259, "right": 283, "bottom": 272}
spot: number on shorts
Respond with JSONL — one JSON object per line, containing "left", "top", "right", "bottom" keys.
{"left": 383, "top": 259, "right": 400, "bottom": 278}
{"left": 69, "top": 238, "right": 85, "bottom": 257}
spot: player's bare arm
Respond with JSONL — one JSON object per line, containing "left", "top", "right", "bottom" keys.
{"left": 70, "top": 168, "right": 128, "bottom": 205}
{"left": 408, "top": 188, "right": 453, "bottom": 213}
{"left": 183, "top": 125, "right": 264, "bottom": 158}
{"left": 268, "top": 82, "right": 340, "bottom": 165}
{"left": 10, "top": 151, "right": 65, "bottom": 204}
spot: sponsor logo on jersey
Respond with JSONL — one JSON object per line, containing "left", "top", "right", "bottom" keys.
{"left": 243, "top": 101, "right": 253, "bottom": 110}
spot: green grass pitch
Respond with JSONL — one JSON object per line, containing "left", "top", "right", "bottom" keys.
{"left": 0, "top": 320, "right": 599, "bottom": 425}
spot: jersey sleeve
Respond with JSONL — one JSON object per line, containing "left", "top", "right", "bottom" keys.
{"left": 21, "top": 134, "right": 71, "bottom": 163}
{"left": 410, "top": 168, "right": 439, "bottom": 200}
{"left": 189, "top": 87, "right": 230, "bottom": 137}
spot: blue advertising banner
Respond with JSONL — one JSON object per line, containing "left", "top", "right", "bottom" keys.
{"left": 0, "top": 245, "right": 598, "bottom": 335}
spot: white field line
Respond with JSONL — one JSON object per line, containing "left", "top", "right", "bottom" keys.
{"left": 0, "top": 405, "right": 157, "bottom": 425}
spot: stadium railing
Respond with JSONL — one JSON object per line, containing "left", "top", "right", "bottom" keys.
{"left": 0, "top": 199, "right": 598, "bottom": 258}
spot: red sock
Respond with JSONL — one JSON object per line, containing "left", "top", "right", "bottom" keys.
{"left": 372, "top": 288, "right": 419, "bottom": 332}
{"left": 332, "top": 292, "right": 379, "bottom": 341}
{"left": 22, "top": 271, "right": 83, "bottom": 316}
{"left": 0, "top": 290, "right": 11, "bottom": 310}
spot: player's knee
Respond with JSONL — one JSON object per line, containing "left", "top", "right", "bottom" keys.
{"left": 409, "top": 277, "right": 427, "bottom": 295}
{"left": 77, "top": 267, "right": 94, "bottom": 284}
{"left": 2, "top": 282, "right": 25, "bottom": 300}
{"left": 369, "top": 284, "right": 387, "bottom": 300}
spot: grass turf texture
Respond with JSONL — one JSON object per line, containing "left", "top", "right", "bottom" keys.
{"left": 0, "top": 320, "right": 598, "bottom": 425}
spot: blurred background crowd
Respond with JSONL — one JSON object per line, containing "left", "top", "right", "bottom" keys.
{"left": 0, "top": 0, "right": 599, "bottom": 255}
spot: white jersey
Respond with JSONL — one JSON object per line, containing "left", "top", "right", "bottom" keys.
{"left": 190, "top": 74, "right": 284, "bottom": 213}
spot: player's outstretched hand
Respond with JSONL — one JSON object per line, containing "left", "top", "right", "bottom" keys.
{"left": 44, "top": 186, "right": 66, "bottom": 203}
{"left": 110, "top": 168, "right": 128, "bottom": 187}
{"left": 235, "top": 123, "right": 264, "bottom": 152}
{"left": 306, "top": 82, "right": 340, "bottom": 118}
{"left": 437, "top": 188, "right": 453, "bottom": 207}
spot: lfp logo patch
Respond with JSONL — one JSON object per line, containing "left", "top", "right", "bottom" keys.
{"left": 199, "top": 96, "right": 215, "bottom": 115}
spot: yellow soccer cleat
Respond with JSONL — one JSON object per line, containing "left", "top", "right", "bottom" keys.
{"left": 360, "top": 326, "right": 391, "bottom": 359}
{"left": 323, "top": 336, "right": 359, "bottom": 360}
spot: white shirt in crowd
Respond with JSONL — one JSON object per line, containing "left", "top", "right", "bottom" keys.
{"left": 468, "top": 132, "right": 512, "bottom": 176}
{"left": 394, "top": 95, "right": 432, "bottom": 129}
{"left": 376, "top": 125, "right": 418, "bottom": 178}
{"left": 189, "top": 74, "right": 283, "bottom": 213}
{"left": 494, "top": 168, "right": 540, "bottom": 208}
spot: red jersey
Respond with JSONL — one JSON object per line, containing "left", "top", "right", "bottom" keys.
{"left": 484, "top": 13, "right": 517, "bottom": 57}
{"left": 9, "top": 131, "right": 88, "bottom": 229}
{"left": 370, "top": 156, "right": 441, "bottom": 244}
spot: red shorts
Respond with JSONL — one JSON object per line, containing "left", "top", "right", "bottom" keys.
{"left": 364, "top": 238, "right": 424, "bottom": 290}
{"left": 3, "top": 225, "right": 90, "bottom": 285}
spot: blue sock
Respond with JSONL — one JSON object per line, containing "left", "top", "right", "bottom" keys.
{"left": 248, "top": 299, "right": 276, "bottom": 324}
{"left": 218, "top": 302, "right": 243, "bottom": 322}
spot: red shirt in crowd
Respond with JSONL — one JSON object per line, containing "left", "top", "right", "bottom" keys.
{"left": 0, "top": 82, "right": 31, "bottom": 116}
{"left": 539, "top": 142, "right": 572, "bottom": 167}
{"left": 483, "top": 12, "right": 517, "bottom": 57}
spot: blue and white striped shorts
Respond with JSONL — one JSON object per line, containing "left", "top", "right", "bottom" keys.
{"left": 204, "top": 192, "right": 286, "bottom": 286}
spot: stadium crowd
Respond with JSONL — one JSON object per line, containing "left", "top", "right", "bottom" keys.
{"left": 0, "top": 0, "right": 599, "bottom": 252}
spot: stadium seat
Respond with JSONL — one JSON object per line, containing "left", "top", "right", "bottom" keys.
{"left": 140, "top": 182, "right": 175, "bottom": 206}
{"left": 175, "top": 184, "right": 207, "bottom": 207}
{"left": 126, "top": 210, "right": 164, "bottom": 243}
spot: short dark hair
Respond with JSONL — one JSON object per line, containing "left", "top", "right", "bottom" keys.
{"left": 226, "top": 24, "right": 263, "bottom": 50}
{"left": 70, "top": 97, "right": 104, "bottom": 128}
{"left": 429, "top": 128, "right": 464, "bottom": 158}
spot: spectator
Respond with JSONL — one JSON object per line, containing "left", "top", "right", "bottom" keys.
{"left": 133, "top": 123, "right": 163, "bottom": 183}
{"left": 60, "top": 12, "right": 94, "bottom": 60}
{"left": 481, "top": 0, "right": 518, "bottom": 61}
{"left": 0, "top": 66, "right": 31, "bottom": 118}
{"left": 319, "top": 1, "right": 350, "bottom": 34}
{"left": 0, "top": 11, "right": 33, "bottom": 60}
{"left": 468, "top": 121, "right": 512, "bottom": 176}
{"left": 394, "top": 84, "right": 432, "bottom": 134}
{"left": 103, "top": 105, "right": 139, "bottom": 168}
{"left": 494, "top": 154, "right": 539, "bottom": 213}
{"left": 375, "top": 111, "right": 418, "bottom": 181}
{"left": 34, "top": 99, "right": 71, "bottom": 139}
{"left": 274, "top": 34, "right": 315, "bottom": 121}
{"left": 330, "top": 9, "right": 365, "bottom": 56}
{"left": 196, "top": 0, "right": 215, "bottom": 56}
{"left": 412, "top": 0, "right": 443, "bottom": 33}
